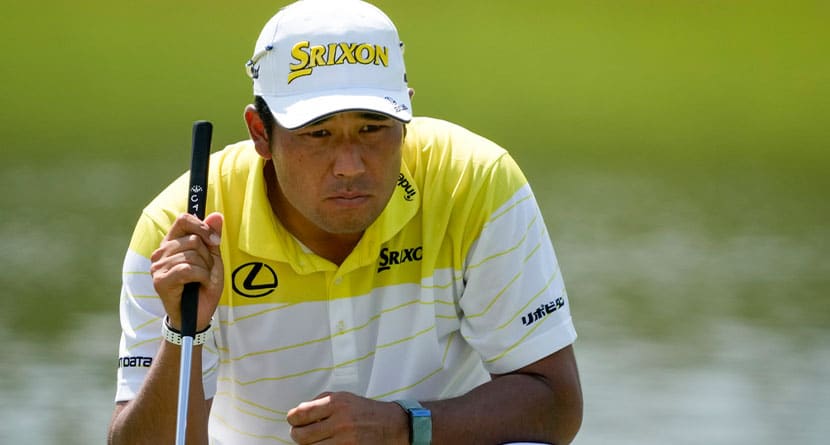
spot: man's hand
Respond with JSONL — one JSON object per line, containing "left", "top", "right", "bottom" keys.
{"left": 287, "top": 392, "right": 408, "bottom": 445}
{"left": 150, "top": 212, "right": 224, "bottom": 332}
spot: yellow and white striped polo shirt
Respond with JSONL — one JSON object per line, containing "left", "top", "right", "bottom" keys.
{"left": 116, "top": 117, "right": 576, "bottom": 444}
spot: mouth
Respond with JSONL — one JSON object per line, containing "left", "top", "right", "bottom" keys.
{"left": 331, "top": 191, "right": 366, "bottom": 199}
{"left": 329, "top": 189, "right": 370, "bottom": 198}
{"left": 327, "top": 192, "right": 371, "bottom": 206}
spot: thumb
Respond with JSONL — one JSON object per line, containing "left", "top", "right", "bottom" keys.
{"left": 203, "top": 212, "right": 224, "bottom": 286}
{"left": 204, "top": 212, "right": 224, "bottom": 247}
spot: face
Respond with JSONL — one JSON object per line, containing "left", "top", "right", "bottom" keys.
{"left": 263, "top": 111, "right": 404, "bottom": 238}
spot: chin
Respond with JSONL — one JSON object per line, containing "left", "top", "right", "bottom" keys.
{"left": 316, "top": 212, "right": 378, "bottom": 235}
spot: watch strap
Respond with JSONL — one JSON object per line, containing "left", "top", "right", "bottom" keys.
{"left": 394, "top": 399, "right": 432, "bottom": 445}
{"left": 162, "top": 316, "right": 212, "bottom": 346}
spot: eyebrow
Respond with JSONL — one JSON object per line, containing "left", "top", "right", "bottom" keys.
{"left": 303, "top": 112, "right": 391, "bottom": 127}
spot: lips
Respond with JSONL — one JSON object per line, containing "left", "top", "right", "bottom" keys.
{"left": 329, "top": 192, "right": 367, "bottom": 200}
{"left": 326, "top": 191, "right": 372, "bottom": 208}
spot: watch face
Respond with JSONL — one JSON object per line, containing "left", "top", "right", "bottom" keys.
{"left": 410, "top": 407, "right": 431, "bottom": 417}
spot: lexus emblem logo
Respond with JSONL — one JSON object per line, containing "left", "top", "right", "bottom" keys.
{"left": 231, "top": 262, "right": 278, "bottom": 298}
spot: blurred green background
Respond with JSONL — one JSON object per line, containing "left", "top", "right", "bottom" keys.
{"left": 1, "top": 0, "right": 828, "bottom": 443}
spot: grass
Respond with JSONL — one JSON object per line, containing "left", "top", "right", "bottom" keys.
{"left": 1, "top": 0, "right": 827, "bottom": 338}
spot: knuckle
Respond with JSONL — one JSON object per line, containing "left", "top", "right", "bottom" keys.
{"left": 150, "top": 244, "right": 169, "bottom": 262}
{"left": 175, "top": 261, "right": 198, "bottom": 276}
{"left": 176, "top": 213, "right": 194, "bottom": 224}
{"left": 333, "top": 419, "right": 356, "bottom": 437}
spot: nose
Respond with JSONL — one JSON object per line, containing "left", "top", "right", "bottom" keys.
{"left": 331, "top": 139, "right": 366, "bottom": 178}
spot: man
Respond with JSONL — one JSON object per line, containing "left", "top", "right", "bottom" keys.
{"left": 108, "top": 0, "right": 582, "bottom": 444}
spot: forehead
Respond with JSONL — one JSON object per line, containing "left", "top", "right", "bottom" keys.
{"left": 291, "top": 111, "right": 394, "bottom": 129}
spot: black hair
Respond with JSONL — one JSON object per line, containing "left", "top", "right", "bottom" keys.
{"left": 254, "top": 96, "right": 275, "bottom": 140}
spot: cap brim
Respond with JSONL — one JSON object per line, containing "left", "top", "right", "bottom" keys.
{"left": 262, "top": 88, "right": 412, "bottom": 130}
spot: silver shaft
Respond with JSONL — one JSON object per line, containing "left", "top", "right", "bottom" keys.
{"left": 175, "top": 336, "right": 195, "bottom": 445}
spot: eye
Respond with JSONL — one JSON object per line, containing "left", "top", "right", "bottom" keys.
{"left": 360, "top": 124, "right": 385, "bottom": 133}
{"left": 303, "top": 129, "right": 330, "bottom": 138}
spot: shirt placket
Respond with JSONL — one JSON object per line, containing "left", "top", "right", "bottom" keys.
{"left": 328, "top": 274, "right": 359, "bottom": 392}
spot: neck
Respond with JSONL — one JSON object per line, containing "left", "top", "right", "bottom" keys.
{"left": 264, "top": 162, "right": 361, "bottom": 265}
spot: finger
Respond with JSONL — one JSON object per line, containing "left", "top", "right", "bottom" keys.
{"left": 203, "top": 213, "right": 224, "bottom": 286}
{"left": 152, "top": 234, "right": 212, "bottom": 265}
{"left": 153, "top": 250, "right": 213, "bottom": 278}
{"left": 164, "top": 213, "right": 219, "bottom": 247}
{"left": 152, "top": 213, "right": 222, "bottom": 277}
{"left": 151, "top": 234, "right": 215, "bottom": 279}
{"left": 312, "top": 391, "right": 333, "bottom": 401}
{"left": 203, "top": 212, "right": 223, "bottom": 247}
{"left": 150, "top": 243, "right": 214, "bottom": 296}
{"left": 288, "top": 396, "right": 334, "bottom": 444}
{"left": 287, "top": 395, "right": 333, "bottom": 427}
{"left": 152, "top": 257, "right": 212, "bottom": 299}
{"left": 289, "top": 419, "right": 333, "bottom": 445}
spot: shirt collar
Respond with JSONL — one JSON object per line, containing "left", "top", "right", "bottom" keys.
{"left": 238, "top": 156, "right": 420, "bottom": 274}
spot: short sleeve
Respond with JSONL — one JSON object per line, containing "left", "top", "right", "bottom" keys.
{"left": 114, "top": 210, "right": 219, "bottom": 402}
{"left": 458, "top": 157, "right": 576, "bottom": 375}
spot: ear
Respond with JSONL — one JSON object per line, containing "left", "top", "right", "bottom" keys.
{"left": 244, "top": 104, "right": 273, "bottom": 160}
{"left": 408, "top": 87, "right": 415, "bottom": 99}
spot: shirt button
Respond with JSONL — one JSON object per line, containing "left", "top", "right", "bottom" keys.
{"left": 334, "top": 277, "right": 343, "bottom": 285}
{"left": 336, "top": 320, "right": 346, "bottom": 332}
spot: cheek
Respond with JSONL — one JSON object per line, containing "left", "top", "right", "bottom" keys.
{"left": 382, "top": 144, "right": 403, "bottom": 178}
{"left": 272, "top": 152, "right": 317, "bottom": 198}
{"left": 372, "top": 149, "right": 402, "bottom": 201}
{"left": 385, "top": 153, "right": 402, "bottom": 182}
{"left": 276, "top": 158, "right": 312, "bottom": 190}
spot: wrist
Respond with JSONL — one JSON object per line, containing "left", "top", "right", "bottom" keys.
{"left": 164, "top": 315, "right": 210, "bottom": 334}
{"left": 390, "top": 401, "right": 411, "bottom": 444}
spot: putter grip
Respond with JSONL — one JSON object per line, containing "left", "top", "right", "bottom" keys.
{"left": 181, "top": 120, "right": 212, "bottom": 338}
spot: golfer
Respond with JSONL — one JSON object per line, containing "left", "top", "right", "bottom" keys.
{"left": 109, "top": 0, "right": 582, "bottom": 444}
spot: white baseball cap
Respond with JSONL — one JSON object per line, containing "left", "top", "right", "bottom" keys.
{"left": 246, "top": 0, "right": 412, "bottom": 129}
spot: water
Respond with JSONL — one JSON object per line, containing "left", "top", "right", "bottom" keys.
{"left": 0, "top": 316, "right": 117, "bottom": 443}
{"left": 1, "top": 158, "right": 827, "bottom": 444}
{"left": 579, "top": 326, "right": 830, "bottom": 444}
{"left": 535, "top": 161, "right": 830, "bottom": 444}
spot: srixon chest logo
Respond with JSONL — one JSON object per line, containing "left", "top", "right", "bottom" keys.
{"left": 377, "top": 246, "right": 423, "bottom": 272}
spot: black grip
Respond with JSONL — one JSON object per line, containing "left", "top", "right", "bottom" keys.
{"left": 181, "top": 283, "right": 201, "bottom": 337}
{"left": 181, "top": 120, "right": 212, "bottom": 338}
{"left": 187, "top": 120, "right": 212, "bottom": 220}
